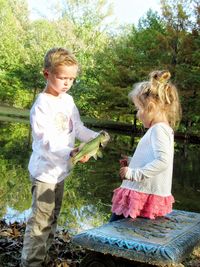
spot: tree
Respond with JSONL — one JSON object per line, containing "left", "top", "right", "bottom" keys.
{"left": 0, "top": 0, "right": 31, "bottom": 105}
{"left": 160, "top": 0, "right": 200, "bottom": 132}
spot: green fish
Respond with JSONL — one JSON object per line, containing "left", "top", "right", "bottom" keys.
{"left": 71, "top": 131, "right": 110, "bottom": 165}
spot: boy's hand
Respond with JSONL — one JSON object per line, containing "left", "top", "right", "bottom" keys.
{"left": 120, "top": 166, "right": 128, "bottom": 180}
{"left": 70, "top": 147, "right": 79, "bottom": 157}
{"left": 77, "top": 143, "right": 90, "bottom": 163}
{"left": 70, "top": 146, "right": 90, "bottom": 163}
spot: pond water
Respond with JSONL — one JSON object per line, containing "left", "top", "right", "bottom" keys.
{"left": 0, "top": 121, "right": 200, "bottom": 234}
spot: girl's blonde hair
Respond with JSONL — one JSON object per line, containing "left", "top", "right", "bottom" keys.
{"left": 129, "top": 70, "right": 182, "bottom": 129}
{"left": 44, "top": 47, "right": 79, "bottom": 72}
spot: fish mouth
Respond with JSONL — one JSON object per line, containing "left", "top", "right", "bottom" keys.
{"left": 100, "top": 138, "right": 110, "bottom": 148}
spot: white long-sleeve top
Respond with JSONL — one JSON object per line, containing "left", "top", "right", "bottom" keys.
{"left": 28, "top": 92, "right": 98, "bottom": 184}
{"left": 121, "top": 123, "right": 174, "bottom": 196}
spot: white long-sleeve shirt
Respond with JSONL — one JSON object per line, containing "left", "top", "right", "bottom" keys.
{"left": 28, "top": 92, "right": 98, "bottom": 184}
{"left": 121, "top": 123, "right": 174, "bottom": 196}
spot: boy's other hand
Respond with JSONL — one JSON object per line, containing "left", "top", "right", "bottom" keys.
{"left": 79, "top": 155, "right": 90, "bottom": 163}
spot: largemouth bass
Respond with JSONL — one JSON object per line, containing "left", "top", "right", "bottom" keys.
{"left": 71, "top": 131, "right": 110, "bottom": 165}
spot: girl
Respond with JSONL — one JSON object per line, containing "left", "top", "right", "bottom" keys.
{"left": 110, "top": 70, "right": 182, "bottom": 222}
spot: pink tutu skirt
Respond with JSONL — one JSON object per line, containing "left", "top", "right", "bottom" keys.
{"left": 111, "top": 187, "right": 175, "bottom": 219}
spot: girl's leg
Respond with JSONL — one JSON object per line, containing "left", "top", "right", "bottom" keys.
{"left": 21, "top": 180, "right": 57, "bottom": 267}
{"left": 109, "top": 213, "right": 125, "bottom": 222}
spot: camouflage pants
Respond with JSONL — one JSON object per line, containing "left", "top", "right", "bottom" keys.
{"left": 21, "top": 179, "right": 64, "bottom": 267}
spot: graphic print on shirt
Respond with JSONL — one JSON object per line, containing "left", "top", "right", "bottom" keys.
{"left": 54, "top": 112, "right": 73, "bottom": 134}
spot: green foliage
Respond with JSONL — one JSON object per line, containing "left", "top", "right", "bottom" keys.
{"left": 0, "top": 122, "right": 31, "bottom": 166}
{"left": 0, "top": 0, "right": 199, "bottom": 133}
{"left": 0, "top": 122, "right": 32, "bottom": 217}
{"left": 0, "top": 155, "right": 31, "bottom": 217}
{"left": 0, "top": 0, "right": 28, "bottom": 69}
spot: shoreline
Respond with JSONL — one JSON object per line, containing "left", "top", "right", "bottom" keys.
{"left": 0, "top": 220, "right": 200, "bottom": 266}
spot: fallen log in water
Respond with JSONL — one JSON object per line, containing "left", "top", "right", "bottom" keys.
{"left": 0, "top": 105, "right": 200, "bottom": 143}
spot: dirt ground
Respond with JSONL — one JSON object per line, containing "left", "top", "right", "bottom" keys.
{"left": 0, "top": 220, "right": 200, "bottom": 267}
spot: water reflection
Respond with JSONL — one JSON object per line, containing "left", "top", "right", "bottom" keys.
{"left": 4, "top": 207, "right": 31, "bottom": 224}
{"left": 0, "top": 122, "right": 200, "bottom": 234}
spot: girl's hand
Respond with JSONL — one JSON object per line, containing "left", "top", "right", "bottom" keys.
{"left": 120, "top": 167, "right": 128, "bottom": 180}
{"left": 119, "top": 154, "right": 128, "bottom": 167}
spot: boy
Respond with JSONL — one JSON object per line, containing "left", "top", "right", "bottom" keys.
{"left": 21, "top": 47, "right": 106, "bottom": 266}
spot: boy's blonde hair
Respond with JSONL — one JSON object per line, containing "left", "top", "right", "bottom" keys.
{"left": 44, "top": 47, "right": 79, "bottom": 72}
{"left": 129, "top": 70, "right": 182, "bottom": 129}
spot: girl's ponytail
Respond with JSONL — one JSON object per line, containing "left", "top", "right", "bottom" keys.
{"left": 149, "top": 70, "right": 171, "bottom": 104}
{"left": 149, "top": 70, "right": 182, "bottom": 129}
{"left": 130, "top": 70, "right": 182, "bottom": 130}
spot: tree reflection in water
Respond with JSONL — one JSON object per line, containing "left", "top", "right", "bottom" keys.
{"left": 0, "top": 122, "right": 200, "bottom": 234}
